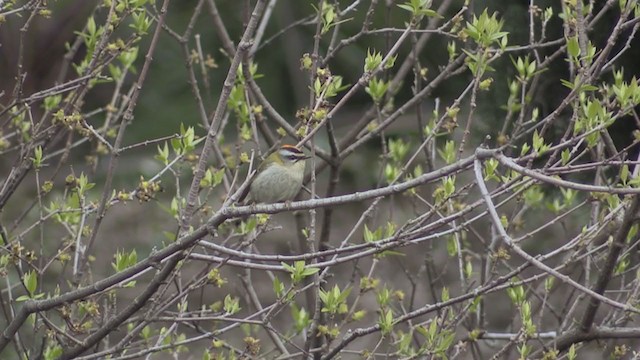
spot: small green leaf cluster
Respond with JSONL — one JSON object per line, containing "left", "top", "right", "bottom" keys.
{"left": 437, "top": 140, "right": 456, "bottom": 165}
{"left": 506, "top": 280, "right": 538, "bottom": 357}
{"left": 281, "top": 261, "right": 319, "bottom": 284}
{"left": 423, "top": 318, "right": 456, "bottom": 358}
{"left": 47, "top": 191, "right": 84, "bottom": 227}
{"left": 546, "top": 188, "right": 576, "bottom": 214}
{"left": 363, "top": 223, "right": 402, "bottom": 258}
{"left": 5, "top": 106, "right": 31, "bottom": 143}
{"left": 363, "top": 49, "right": 396, "bottom": 104}
{"left": 170, "top": 124, "right": 199, "bottom": 156}
{"left": 365, "top": 77, "right": 389, "bottom": 104}
{"left": 200, "top": 168, "right": 225, "bottom": 189}
{"left": 511, "top": 56, "right": 540, "bottom": 82}
{"left": 31, "top": 146, "right": 43, "bottom": 169}
{"left": 109, "top": 47, "right": 139, "bottom": 82}
{"left": 573, "top": 98, "right": 612, "bottom": 148}
{"left": 384, "top": 138, "right": 411, "bottom": 184}
{"left": 236, "top": 216, "right": 258, "bottom": 235}
{"left": 112, "top": 249, "right": 138, "bottom": 287}
{"left": 226, "top": 63, "right": 264, "bottom": 141}
{"left": 206, "top": 269, "right": 228, "bottom": 288}
{"left": 75, "top": 17, "right": 105, "bottom": 64}
{"left": 223, "top": 294, "right": 241, "bottom": 315}
{"left": 112, "top": 248, "right": 137, "bottom": 270}
{"left": 312, "top": 70, "right": 347, "bottom": 100}
{"left": 483, "top": 158, "right": 499, "bottom": 181}
{"left": 395, "top": 316, "right": 456, "bottom": 357}
{"left": 74, "top": 0, "right": 151, "bottom": 78}
{"left": 16, "top": 270, "right": 44, "bottom": 302}
{"left": 610, "top": 71, "right": 640, "bottom": 109}
{"left": 397, "top": 0, "right": 441, "bottom": 22}
{"left": 364, "top": 48, "right": 383, "bottom": 73}
{"left": 290, "top": 304, "right": 311, "bottom": 333}
{"left": 432, "top": 176, "right": 456, "bottom": 204}
{"left": 462, "top": 10, "right": 508, "bottom": 76}
{"left": 463, "top": 10, "right": 508, "bottom": 48}
{"left": 566, "top": 36, "right": 597, "bottom": 66}
{"left": 43, "top": 95, "right": 62, "bottom": 112}
{"left": 319, "top": 1, "right": 336, "bottom": 34}
{"left": 319, "top": 285, "right": 351, "bottom": 315}
{"left": 157, "top": 326, "right": 188, "bottom": 354}
{"left": 507, "top": 281, "right": 526, "bottom": 306}
{"left": 43, "top": 344, "right": 63, "bottom": 360}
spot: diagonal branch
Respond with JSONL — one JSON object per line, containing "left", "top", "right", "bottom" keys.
{"left": 182, "top": 0, "right": 267, "bottom": 230}
{"left": 59, "top": 253, "right": 183, "bottom": 359}
{"left": 473, "top": 152, "right": 637, "bottom": 314}
{"left": 577, "top": 196, "right": 640, "bottom": 332}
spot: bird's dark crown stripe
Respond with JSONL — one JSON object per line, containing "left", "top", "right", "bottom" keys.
{"left": 280, "top": 145, "right": 303, "bottom": 154}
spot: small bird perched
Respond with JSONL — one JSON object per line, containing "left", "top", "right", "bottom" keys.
{"left": 247, "top": 145, "right": 310, "bottom": 203}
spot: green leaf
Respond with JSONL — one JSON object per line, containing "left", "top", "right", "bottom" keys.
{"left": 561, "top": 149, "right": 571, "bottom": 165}
{"left": 223, "top": 295, "right": 241, "bottom": 314}
{"left": 273, "top": 277, "right": 284, "bottom": 298}
{"left": 282, "top": 261, "right": 319, "bottom": 283}
{"left": 363, "top": 224, "right": 377, "bottom": 242}
{"left": 24, "top": 271, "right": 37, "bottom": 296}
{"left": 44, "top": 344, "right": 63, "bottom": 360}
{"left": 567, "top": 36, "right": 580, "bottom": 58}
{"left": 621, "top": 164, "right": 630, "bottom": 184}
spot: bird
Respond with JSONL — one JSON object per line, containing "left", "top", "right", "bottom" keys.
{"left": 247, "top": 144, "right": 310, "bottom": 204}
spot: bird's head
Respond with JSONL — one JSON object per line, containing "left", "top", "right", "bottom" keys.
{"left": 264, "top": 145, "right": 309, "bottom": 169}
